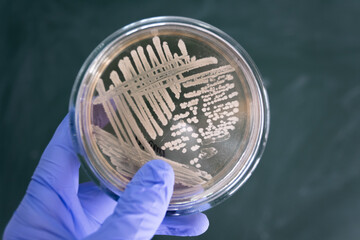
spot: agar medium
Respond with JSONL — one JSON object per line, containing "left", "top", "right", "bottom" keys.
{"left": 70, "top": 16, "right": 269, "bottom": 215}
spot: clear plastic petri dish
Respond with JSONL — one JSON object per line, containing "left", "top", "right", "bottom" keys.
{"left": 69, "top": 16, "right": 269, "bottom": 215}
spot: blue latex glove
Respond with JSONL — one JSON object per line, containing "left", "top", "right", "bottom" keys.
{"left": 4, "top": 115, "right": 209, "bottom": 239}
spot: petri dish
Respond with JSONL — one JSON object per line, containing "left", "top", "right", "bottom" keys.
{"left": 69, "top": 16, "right": 269, "bottom": 215}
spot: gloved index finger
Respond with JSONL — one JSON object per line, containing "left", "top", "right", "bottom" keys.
{"left": 157, "top": 213, "right": 209, "bottom": 236}
{"left": 32, "top": 114, "right": 80, "bottom": 191}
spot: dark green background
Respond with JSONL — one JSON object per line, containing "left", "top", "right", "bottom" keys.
{"left": 1, "top": 0, "right": 360, "bottom": 239}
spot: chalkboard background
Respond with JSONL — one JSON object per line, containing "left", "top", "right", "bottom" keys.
{"left": 1, "top": 0, "right": 360, "bottom": 239}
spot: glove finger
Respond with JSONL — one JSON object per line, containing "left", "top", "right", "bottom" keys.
{"left": 32, "top": 114, "right": 80, "bottom": 192}
{"left": 84, "top": 160, "right": 174, "bottom": 240}
{"left": 92, "top": 104, "right": 110, "bottom": 128}
{"left": 78, "top": 182, "right": 117, "bottom": 224}
{"left": 156, "top": 213, "right": 209, "bottom": 236}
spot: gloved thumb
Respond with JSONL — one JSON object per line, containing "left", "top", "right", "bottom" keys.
{"left": 84, "top": 160, "right": 175, "bottom": 240}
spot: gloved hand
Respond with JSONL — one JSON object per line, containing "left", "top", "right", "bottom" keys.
{"left": 4, "top": 114, "right": 209, "bottom": 240}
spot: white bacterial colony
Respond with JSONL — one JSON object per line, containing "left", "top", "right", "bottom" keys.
{"left": 161, "top": 72, "right": 240, "bottom": 168}
{"left": 91, "top": 36, "right": 240, "bottom": 186}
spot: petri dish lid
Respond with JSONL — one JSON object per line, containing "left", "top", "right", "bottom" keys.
{"left": 70, "top": 16, "right": 269, "bottom": 215}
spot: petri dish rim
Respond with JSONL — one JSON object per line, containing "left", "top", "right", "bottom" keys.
{"left": 69, "top": 16, "right": 270, "bottom": 215}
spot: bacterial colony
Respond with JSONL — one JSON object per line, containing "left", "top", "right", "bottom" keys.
{"left": 91, "top": 36, "right": 242, "bottom": 188}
